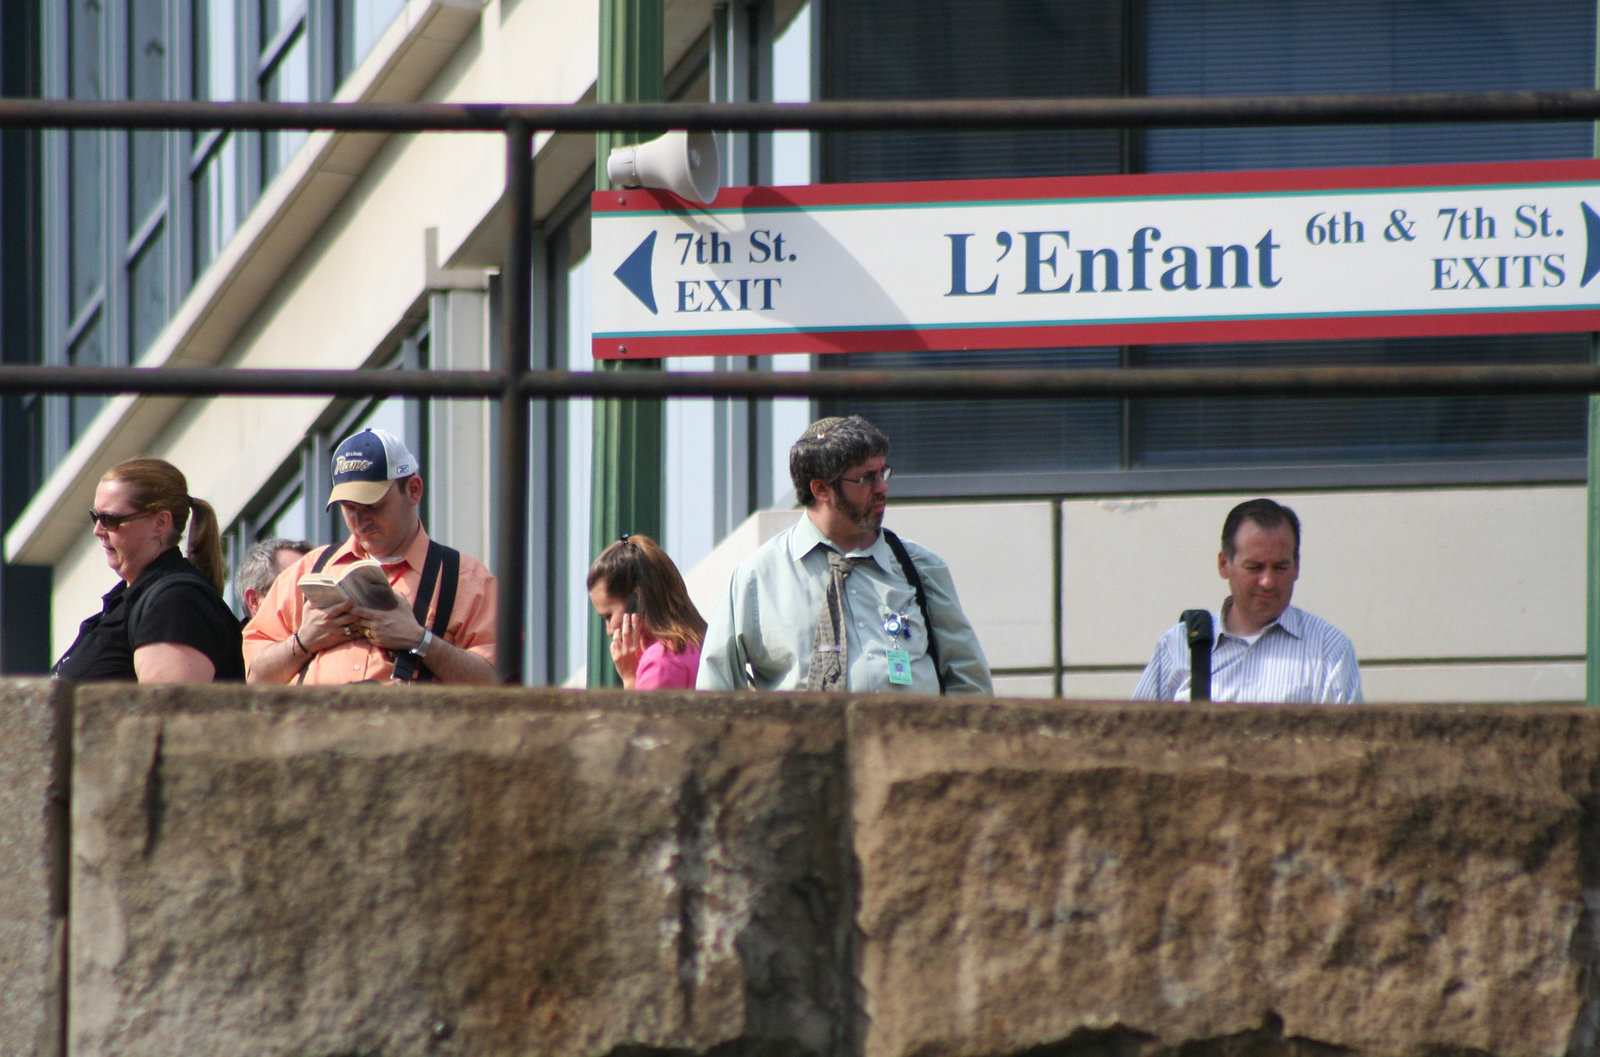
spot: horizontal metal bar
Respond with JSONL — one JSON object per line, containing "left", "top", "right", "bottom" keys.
{"left": 4, "top": 92, "right": 1600, "bottom": 133}
{"left": 4, "top": 364, "right": 1599, "bottom": 400}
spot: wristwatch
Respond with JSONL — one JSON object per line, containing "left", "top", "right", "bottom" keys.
{"left": 410, "top": 628, "right": 435, "bottom": 660}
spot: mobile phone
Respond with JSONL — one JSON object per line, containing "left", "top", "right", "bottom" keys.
{"left": 624, "top": 591, "right": 641, "bottom": 615}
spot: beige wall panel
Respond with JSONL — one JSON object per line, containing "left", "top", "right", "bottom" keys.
{"left": 1064, "top": 664, "right": 1588, "bottom": 707}
{"left": 1362, "top": 661, "right": 1586, "bottom": 705}
{"left": 1060, "top": 670, "right": 1142, "bottom": 701}
{"left": 991, "top": 673, "right": 1056, "bottom": 699}
{"left": 1062, "top": 488, "right": 1584, "bottom": 677}
{"left": 888, "top": 502, "right": 1055, "bottom": 673}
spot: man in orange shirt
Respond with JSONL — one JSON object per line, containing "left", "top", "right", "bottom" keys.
{"left": 243, "top": 428, "right": 498, "bottom": 685}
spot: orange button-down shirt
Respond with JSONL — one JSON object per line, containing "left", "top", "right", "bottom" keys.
{"left": 242, "top": 527, "right": 497, "bottom": 684}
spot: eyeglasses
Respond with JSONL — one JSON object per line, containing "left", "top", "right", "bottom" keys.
{"left": 89, "top": 508, "right": 155, "bottom": 531}
{"left": 838, "top": 467, "right": 892, "bottom": 488}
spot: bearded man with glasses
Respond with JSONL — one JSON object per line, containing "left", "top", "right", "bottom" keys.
{"left": 698, "top": 415, "right": 991, "bottom": 695}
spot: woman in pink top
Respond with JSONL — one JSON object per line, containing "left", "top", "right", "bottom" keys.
{"left": 587, "top": 534, "right": 706, "bottom": 690}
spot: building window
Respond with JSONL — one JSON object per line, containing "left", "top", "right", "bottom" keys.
{"left": 336, "top": 0, "right": 407, "bottom": 82}
{"left": 225, "top": 341, "right": 424, "bottom": 615}
{"left": 820, "top": 0, "right": 1596, "bottom": 491}
{"left": 41, "top": 0, "right": 408, "bottom": 465}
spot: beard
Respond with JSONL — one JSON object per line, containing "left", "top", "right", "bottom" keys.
{"left": 836, "top": 488, "right": 884, "bottom": 535}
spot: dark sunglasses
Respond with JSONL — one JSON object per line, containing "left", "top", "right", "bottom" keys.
{"left": 89, "top": 508, "right": 155, "bottom": 531}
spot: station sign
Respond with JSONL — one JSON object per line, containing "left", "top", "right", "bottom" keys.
{"left": 591, "top": 159, "right": 1600, "bottom": 360}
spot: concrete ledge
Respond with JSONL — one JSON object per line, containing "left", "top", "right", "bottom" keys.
{"left": 850, "top": 700, "right": 1600, "bottom": 1057}
{"left": 24, "top": 684, "right": 1600, "bottom": 1056}
{"left": 0, "top": 679, "right": 67, "bottom": 1057}
{"left": 70, "top": 686, "right": 852, "bottom": 1057}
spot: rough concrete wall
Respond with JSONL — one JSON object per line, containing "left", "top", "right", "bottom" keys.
{"left": 70, "top": 687, "right": 853, "bottom": 1057}
{"left": 850, "top": 701, "right": 1600, "bottom": 1057}
{"left": 0, "top": 679, "right": 66, "bottom": 1057}
{"left": 46, "top": 685, "right": 1600, "bottom": 1057}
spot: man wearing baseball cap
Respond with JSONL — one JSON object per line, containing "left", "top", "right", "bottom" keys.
{"left": 242, "top": 427, "right": 498, "bottom": 685}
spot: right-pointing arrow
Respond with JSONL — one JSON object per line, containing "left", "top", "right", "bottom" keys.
{"left": 614, "top": 232, "right": 658, "bottom": 314}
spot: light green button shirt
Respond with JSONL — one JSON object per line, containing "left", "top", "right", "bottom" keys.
{"left": 697, "top": 513, "right": 992, "bottom": 694}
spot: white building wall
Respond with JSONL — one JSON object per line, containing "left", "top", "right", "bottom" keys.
{"left": 9, "top": 0, "right": 1592, "bottom": 704}
{"left": 687, "top": 485, "right": 1586, "bottom": 704}
{"left": 1060, "top": 487, "right": 1585, "bottom": 703}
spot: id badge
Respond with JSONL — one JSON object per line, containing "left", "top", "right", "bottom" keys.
{"left": 886, "top": 648, "right": 913, "bottom": 685}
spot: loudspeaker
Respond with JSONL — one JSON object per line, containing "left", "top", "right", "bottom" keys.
{"left": 606, "top": 130, "right": 720, "bottom": 204}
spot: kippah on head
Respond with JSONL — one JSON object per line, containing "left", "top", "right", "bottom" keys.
{"left": 798, "top": 416, "right": 848, "bottom": 444}
{"left": 788, "top": 414, "right": 889, "bottom": 507}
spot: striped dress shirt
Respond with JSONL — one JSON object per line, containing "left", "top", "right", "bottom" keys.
{"left": 1131, "top": 602, "right": 1362, "bottom": 704}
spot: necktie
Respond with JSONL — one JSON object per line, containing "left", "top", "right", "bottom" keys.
{"left": 808, "top": 550, "right": 862, "bottom": 691}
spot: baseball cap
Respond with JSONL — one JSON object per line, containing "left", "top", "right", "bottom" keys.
{"left": 325, "top": 428, "right": 419, "bottom": 509}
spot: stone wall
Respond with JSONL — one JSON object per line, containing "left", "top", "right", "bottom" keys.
{"left": 2, "top": 681, "right": 1596, "bottom": 1056}
{"left": 0, "top": 681, "right": 66, "bottom": 1057}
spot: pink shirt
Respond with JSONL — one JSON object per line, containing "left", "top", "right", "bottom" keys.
{"left": 636, "top": 640, "right": 701, "bottom": 690}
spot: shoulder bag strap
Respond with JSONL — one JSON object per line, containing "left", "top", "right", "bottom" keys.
{"left": 294, "top": 545, "right": 337, "bottom": 685}
{"left": 882, "top": 529, "right": 945, "bottom": 694}
{"left": 390, "top": 542, "right": 461, "bottom": 683}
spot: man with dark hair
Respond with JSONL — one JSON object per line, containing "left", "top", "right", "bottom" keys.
{"left": 1132, "top": 497, "right": 1362, "bottom": 703}
{"left": 236, "top": 537, "right": 314, "bottom": 618}
{"left": 243, "top": 428, "right": 498, "bottom": 685}
{"left": 698, "top": 415, "right": 991, "bottom": 694}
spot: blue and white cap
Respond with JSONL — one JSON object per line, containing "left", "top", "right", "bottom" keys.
{"left": 325, "top": 428, "right": 418, "bottom": 509}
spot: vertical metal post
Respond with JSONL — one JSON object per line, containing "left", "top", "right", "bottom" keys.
{"left": 589, "top": 0, "right": 664, "bottom": 688}
{"left": 498, "top": 120, "right": 534, "bottom": 685}
{"left": 1589, "top": 335, "right": 1600, "bottom": 704}
{"left": 1588, "top": 30, "right": 1599, "bottom": 706}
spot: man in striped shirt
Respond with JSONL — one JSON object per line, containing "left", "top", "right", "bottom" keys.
{"left": 1132, "top": 498, "right": 1362, "bottom": 704}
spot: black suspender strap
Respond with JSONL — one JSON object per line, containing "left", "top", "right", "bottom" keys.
{"left": 390, "top": 540, "right": 461, "bottom": 683}
{"left": 295, "top": 542, "right": 461, "bottom": 684}
{"left": 432, "top": 548, "right": 460, "bottom": 639}
{"left": 882, "top": 529, "right": 946, "bottom": 695}
{"left": 294, "top": 545, "right": 336, "bottom": 685}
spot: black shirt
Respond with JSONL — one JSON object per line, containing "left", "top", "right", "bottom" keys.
{"left": 53, "top": 547, "right": 246, "bottom": 682}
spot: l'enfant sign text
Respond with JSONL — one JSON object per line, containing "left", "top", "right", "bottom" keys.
{"left": 590, "top": 160, "right": 1600, "bottom": 360}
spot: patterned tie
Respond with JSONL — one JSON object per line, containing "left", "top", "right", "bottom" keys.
{"left": 808, "top": 550, "right": 862, "bottom": 691}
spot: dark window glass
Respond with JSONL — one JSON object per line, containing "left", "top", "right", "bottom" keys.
{"left": 193, "top": 141, "right": 240, "bottom": 274}
{"left": 826, "top": 347, "right": 1123, "bottom": 477}
{"left": 128, "top": 230, "right": 168, "bottom": 358}
{"left": 261, "top": 0, "right": 302, "bottom": 41}
{"left": 1136, "top": 0, "right": 1594, "bottom": 473}
{"left": 336, "top": 0, "right": 407, "bottom": 82}
{"left": 821, "top": 0, "right": 1596, "bottom": 489}
{"left": 67, "top": 1, "right": 103, "bottom": 317}
{"left": 260, "top": 14, "right": 309, "bottom": 178}
{"left": 1132, "top": 335, "right": 1589, "bottom": 469}
{"left": 192, "top": 0, "right": 241, "bottom": 274}
{"left": 128, "top": 0, "right": 168, "bottom": 226}
{"left": 1145, "top": 0, "right": 1596, "bottom": 170}
{"left": 194, "top": 0, "right": 238, "bottom": 102}
{"left": 67, "top": 316, "right": 105, "bottom": 435}
{"left": 821, "top": 0, "right": 1124, "bottom": 181}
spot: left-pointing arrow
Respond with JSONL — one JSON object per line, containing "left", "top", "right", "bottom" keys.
{"left": 614, "top": 232, "right": 658, "bottom": 314}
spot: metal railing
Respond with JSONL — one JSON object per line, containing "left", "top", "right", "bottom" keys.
{"left": 2, "top": 92, "right": 1597, "bottom": 683}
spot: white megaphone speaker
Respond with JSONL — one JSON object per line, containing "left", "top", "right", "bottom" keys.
{"left": 606, "top": 130, "right": 720, "bottom": 204}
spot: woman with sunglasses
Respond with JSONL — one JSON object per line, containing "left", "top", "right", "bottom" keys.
{"left": 586, "top": 534, "right": 706, "bottom": 690}
{"left": 53, "top": 458, "right": 245, "bottom": 682}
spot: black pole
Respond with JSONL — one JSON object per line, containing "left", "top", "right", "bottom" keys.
{"left": 1182, "top": 609, "right": 1214, "bottom": 702}
{"left": 497, "top": 121, "right": 534, "bottom": 685}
